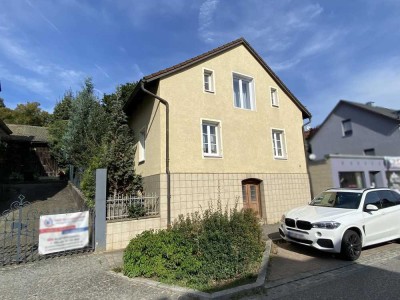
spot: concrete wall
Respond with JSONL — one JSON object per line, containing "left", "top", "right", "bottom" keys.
{"left": 106, "top": 217, "right": 161, "bottom": 251}
{"left": 310, "top": 103, "right": 400, "bottom": 160}
{"left": 308, "top": 160, "right": 333, "bottom": 197}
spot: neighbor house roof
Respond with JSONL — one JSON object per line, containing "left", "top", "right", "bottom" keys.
{"left": 5, "top": 124, "right": 49, "bottom": 143}
{"left": 342, "top": 100, "right": 400, "bottom": 121}
{"left": 308, "top": 100, "right": 400, "bottom": 142}
{"left": 126, "top": 37, "right": 311, "bottom": 119}
{"left": 0, "top": 119, "right": 12, "bottom": 135}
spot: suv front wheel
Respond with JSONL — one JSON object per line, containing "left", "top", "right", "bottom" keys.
{"left": 341, "top": 230, "right": 362, "bottom": 261}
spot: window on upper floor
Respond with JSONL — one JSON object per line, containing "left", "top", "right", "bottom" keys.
{"left": 202, "top": 120, "right": 222, "bottom": 157}
{"left": 203, "top": 69, "right": 214, "bottom": 93}
{"left": 233, "top": 73, "right": 255, "bottom": 110}
{"left": 364, "top": 148, "right": 375, "bottom": 156}
{"left": 139, "top": 128, "right": 146, "bottom": 163}
{"left": 342, "top": 119, "right": 352, "bottom": 137}
{"left": 270, "top": 87, "right": 279, "bottom": 107}
{"left": 272, "top": 129, "right": 287, "bottom": 159}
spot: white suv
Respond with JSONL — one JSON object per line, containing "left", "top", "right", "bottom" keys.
{"left": 279, "top": 188, "right": 400, "bottom": 260}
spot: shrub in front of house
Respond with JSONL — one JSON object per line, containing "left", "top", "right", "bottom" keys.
{"left": 123, "top": 206, "right": 264, "bottom": 290}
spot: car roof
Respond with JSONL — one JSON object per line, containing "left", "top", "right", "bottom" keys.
{"left": 325, "top": 188, "right": 395, "bottom": 193}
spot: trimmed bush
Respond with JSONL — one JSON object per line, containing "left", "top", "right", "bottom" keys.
{"left": 123, "top": 205, "right": 264, "bottom": 290}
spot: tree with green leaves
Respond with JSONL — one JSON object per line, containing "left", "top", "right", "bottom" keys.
{"left": 48, "top": 90, "right": 74, "bottom": 168}
{"left": 62, "top": 78, "right": 107, "bottom": 169}
{"left": 0, "top": 100, "right": 50, "bottom": 126}
{"left": 102, "top": 83, "right": 142, "bottom": 196}
{"left": 53, "top": 90, "right": 73, "bottom": 121}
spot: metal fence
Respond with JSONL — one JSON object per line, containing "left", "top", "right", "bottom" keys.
{"left": 106, "top": 194, "right": 159, "bottom": 221}
{"left": 1, "top": 194, "right": 95, "bottom": 266}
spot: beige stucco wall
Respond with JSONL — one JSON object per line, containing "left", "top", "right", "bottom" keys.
{"left": 308, "top": 160, "right": 333, "bottom": 197}
{"left": 128, "top": 92, "right": 163, "bottom": 177}
{"left": 155, "top": 44, "right": 308, "bottom": 174}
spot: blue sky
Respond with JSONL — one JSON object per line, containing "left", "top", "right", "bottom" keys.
{"left": 1, "top": 0, "right": 399, "bottom": 125}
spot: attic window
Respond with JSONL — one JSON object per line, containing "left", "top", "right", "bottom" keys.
{"left": 203, "top": 69, "right": 214, "bottom": 93}
{"left": 270, "top": 87, "right": 279, "bottom": 107}
{"left": 342, "top": 119, "right": 352, "bottom": 137}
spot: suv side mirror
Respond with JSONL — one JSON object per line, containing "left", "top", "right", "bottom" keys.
{"left": 364, "top": 204, "right": 379, "bottom": 212}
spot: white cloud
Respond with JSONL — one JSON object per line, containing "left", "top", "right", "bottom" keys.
{"left": 0, "top": 32, "right": 51, "bottom": 75}
{"left": 26, "top": 0, "right": 61, "bottom": 33}
{"left": 308, "top": 57, "right": 400, "bottom": 125}
{"left": 0, "top": 65, "right": 52, "bottom": 97}
{"left": 108, "top": 0, "right": 188, "bottom": 27}
{"left": 95, "top": 64, "right": 111, "bottom": 79}
{"left": 198, "top": 0, "right": 219, "bottom": 43}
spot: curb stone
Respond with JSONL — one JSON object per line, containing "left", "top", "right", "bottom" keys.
{"left": 118, "top": 240, "right": 272, "bottom": 300}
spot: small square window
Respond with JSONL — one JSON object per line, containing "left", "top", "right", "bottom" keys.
{"left": 203, "top": 69, "right": 214, "bottom": 93}
{"left": 342, "top": 119, "right": 352, "bottom": 137}
{"left": 271, "top": 87, "right": 279, "bottom": 107}
{"left": 364, "top": 148, "right": 375, "bottom": 156}
{"left": 272, "top": 129, "right": 286, "bottom": 159}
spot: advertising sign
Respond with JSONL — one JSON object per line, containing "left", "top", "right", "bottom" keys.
{"left": 39, "top": 211, "right": 89, "bottom": 255}
{"left": 385, "top": 157, "right": 400, "bottom": 170}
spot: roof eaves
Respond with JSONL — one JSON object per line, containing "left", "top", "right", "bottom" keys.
{"left": 143, "top": 38, "right": 245, "bottom": 82}
{"left": 240, "top": 39, "right": 311, "bottom": 119}
{"left": 341, "top": 100, "right": 400, "bottom": 122}
{"left": 0, "top": 119, "right": 12, "bottom": 135}
{"left": 129, "top": 37, "right": 311, "bottom": 119}
{"left": 123, "top": 80, "right": 144, "bottom": 113}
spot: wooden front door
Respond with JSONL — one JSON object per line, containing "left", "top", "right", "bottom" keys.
{"left": 242, "top": 180, "right": 261, "bottom": 217}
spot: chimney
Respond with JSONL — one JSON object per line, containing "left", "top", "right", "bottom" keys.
{"left": 365, "top": 101, "right": 375, "bottom": 106}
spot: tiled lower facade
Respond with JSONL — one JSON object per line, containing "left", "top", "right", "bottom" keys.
{"left": 106, "top": 172, "right": 311, "bottom": 251}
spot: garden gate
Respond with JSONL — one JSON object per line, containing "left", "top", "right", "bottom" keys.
{"left": 0, "top": 194, "right": 95, "bottom": 266}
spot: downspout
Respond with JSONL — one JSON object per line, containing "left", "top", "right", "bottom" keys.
{"left": 302, "top": 117, "right": 314, "bottom": 198}
{"left": 140, "top": 81, "right": 171, "bottom": 227}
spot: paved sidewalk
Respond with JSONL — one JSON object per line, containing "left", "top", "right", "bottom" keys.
{"left": 3, "top": 224, "right": 398, "bottom": 300}
{"left": 0, "top": 251, "right": 183, "bottom": 300}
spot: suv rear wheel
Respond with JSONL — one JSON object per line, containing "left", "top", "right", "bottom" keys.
{"left": 341, "top": 230, "right": 361, "bottom": 261}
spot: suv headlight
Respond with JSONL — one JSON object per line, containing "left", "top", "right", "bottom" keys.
{"left": 312, "top": 221, "right": 341, "bottom": 229}
{"left": 280, "top": 214, "right": 286, "bottom": 223}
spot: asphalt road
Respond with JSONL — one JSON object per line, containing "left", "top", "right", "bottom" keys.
{"left": 246, "top": 241, "right": 400, "bottom": 300}
{"left": 275, "top": 255, "right": 400, "bottom": 300}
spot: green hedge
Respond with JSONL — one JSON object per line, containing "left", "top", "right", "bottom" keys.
{"left": 123, "top": 206, "right": 264, "bottom": 289}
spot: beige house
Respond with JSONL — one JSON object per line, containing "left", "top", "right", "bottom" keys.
{"left": 124, "top": 37, "right": 311, "bottom": 232}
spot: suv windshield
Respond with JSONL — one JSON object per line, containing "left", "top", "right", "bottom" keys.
{"left": 310, "top": 191, "right": 362, "bottom": 209}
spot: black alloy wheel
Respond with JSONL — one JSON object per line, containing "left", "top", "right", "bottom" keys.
{"left": 341, "top": 230, "right": 362, "bottom": 261}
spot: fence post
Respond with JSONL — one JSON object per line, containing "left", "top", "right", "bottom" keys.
{"left": 95, "top": 168, "right": 107, "bottom": 251}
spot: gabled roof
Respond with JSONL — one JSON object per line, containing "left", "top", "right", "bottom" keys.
{"left": 126, "top": 38, "right": 311, "bottom": 119}
{"left": 5, "top": 124, "right": 49, "bottom": 143}
{"left": 309, "top": 100, "right": 400, "bottom": 142}
{"left": 342, "top": 100, "right": 400, "bottom": 121}
{"left": 0, "top": 119, "right": 12, "bottom": 135}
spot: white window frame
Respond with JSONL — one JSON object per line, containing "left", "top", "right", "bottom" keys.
{"left": 139, "top": 128, "right": 146, "bottom": 163}
{"left": 203, "top": 68, "right": 215, "bottom": 94}
{"left": 270, "top": 87, "right": 279, "bottom": 107}
{"left": 201, "top": 119, "right": 223, "bottom": 158}
{"left": 232, "top": 72, "right": 255, "bottom": 110}
{"left": 342, "top": 119, "right": 352, "bottom": 137}
{"left": 271, "top": 128, "right": 287, "bottom": 159}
